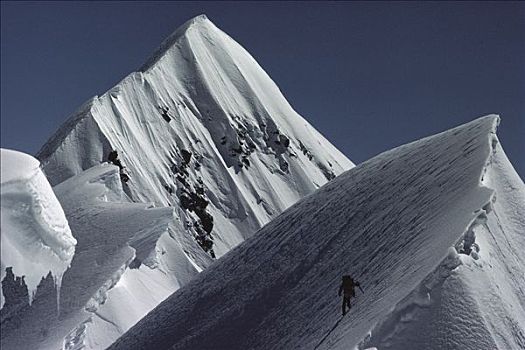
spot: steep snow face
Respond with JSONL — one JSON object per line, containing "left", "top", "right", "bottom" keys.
{"left": 109, "top": 115, "right": 525, "bottom": 350}
{"left": 360, "top": 141, "right": 525, "bottom": 350}
{"left": 38, "top": 14, "right": 353, "bottom": 260}
{"left": 358, "top": 138, "right": 525, "bottom": 350}
{"left": 0, "top": 149, "right": 76, "bottom": 309}
{"left": 32, "top": 15, "right": 352, "bottom": 348}
{"left": 0, "top": 164, "right": 174, "bottom": 350}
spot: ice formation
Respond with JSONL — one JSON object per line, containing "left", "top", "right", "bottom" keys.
{"left": 1, "top": 164, "right": 173, "bottom": 350}
{"left": 0, "top": 149, "right": 76, "bottom": 309}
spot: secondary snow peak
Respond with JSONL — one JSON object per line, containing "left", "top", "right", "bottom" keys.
{"left": 108, "top": 115, "right": 525, "bottom": 350}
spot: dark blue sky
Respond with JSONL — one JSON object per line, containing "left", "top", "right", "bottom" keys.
{"left": 2, "top": 1, "right": 524, "bottom": 177}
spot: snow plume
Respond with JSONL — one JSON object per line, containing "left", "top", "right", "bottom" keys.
{"left": 109, "top": 115, "right": 525, "bottom": 350}
{"left": 0, "top": 149, "right": 76, "bottom": 309}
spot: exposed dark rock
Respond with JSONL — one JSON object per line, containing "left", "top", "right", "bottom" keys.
{"left": 159, "top": 106, "right": 171, "bottom": 123}
{"left": 196, "top": 235, "right": 215, "bottom": 258}
{"left": 194, "top": 193, "right": 209, "bottom": 210}
{"left": 176, "top": 174, "right": 188, "bottom": 187}
{"left": 196, "top": 187, "right": 204, "bottom": 196}
{"left": 279, "top": 134, "right": 290, "bottom": 148}
{"left": 181, "top": 149, "right": 192, "bottom": 165}
{"left": 119, "top": 170, "right": 130, "bottom": 183}
{"left": 1, "top": 267, "right": 29, "bottom": 314}
{"left": 164, "top": 184, "right": 174, "bottom": 195}
{"left": 196, "top": 210, "right": 214, "bottom": 234}
{"left": 107, "top": 150, "right": 130, "bottom": 182}
{"left": 108, "top": 150, "right": 118, "bottom": 163}
{"left": 179, "top": 193, "right": 193, "bottom": 210}
{"left": 174, "top": 157, "right": 215, "bottom": 258}
{"left": 299, "top": 141, "right": 314, "bottom": 161}
{"left": 129, "top": 258, "right": 142, "bottom": 269}
{"left": 279, "top": 157, "right": 289, "bottom": 173}
{"left": 318, "top": 163, "right": 336, "bottom": 181}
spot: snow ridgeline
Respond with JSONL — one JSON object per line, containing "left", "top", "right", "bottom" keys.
{"left": 0, "top": 149, "right": 76, "bottom": 310}
{"left": 358, "top": 128, "right": 525, "bottom": 350}
{"left": 109, "top": 115, "right": 525, "bottom": 350}
{"left": 1, "top": 164, "right": 174, "bottom": 350}
{"left": 37, "top": 13, "right": 353, "bottom": 259}
{"left": 27, "top": 14, "right": 353, "bottom": 349}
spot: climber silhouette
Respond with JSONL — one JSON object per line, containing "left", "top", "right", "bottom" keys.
{"left": 338, "top": 275, "right": 363, "bottom": 316}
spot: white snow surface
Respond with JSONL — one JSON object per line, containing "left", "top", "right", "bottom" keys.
{"left": 28, "top": 14, "right": 353, "bottom": 348}
{"left": 109, "top": 115, "right": 525, "bottom": 350}
{"left": 0, "top": 149, "right": 76, "bottom": 308}
{"left": 1, "top": 163, "right": 174, "bottom": 350}
{"left": 37, "top": 15, "right": 353, "bottom": 253}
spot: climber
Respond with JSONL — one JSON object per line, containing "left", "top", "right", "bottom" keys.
{"left": 338, "top": 275, "right": 363, "bottom": 316}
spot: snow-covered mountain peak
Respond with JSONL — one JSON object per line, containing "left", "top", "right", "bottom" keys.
{"left": 24, "top": 15, "right": 354, "bottom": 350}
{"left": 37, "top": 14, "right": 353, "bottom": 257}
{"left": 140, "top": 14, "right": 213, "bottom": 72}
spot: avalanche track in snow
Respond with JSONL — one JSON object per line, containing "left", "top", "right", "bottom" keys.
{"left": 110, "top": 115, "right": 525, "bottom": 350}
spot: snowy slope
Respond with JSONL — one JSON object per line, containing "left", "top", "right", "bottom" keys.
{"left": 18, "top": 14, "right": 353, "bottom": 349}
{"left": 1, "top": 163, "right": 174, "bottom": 350}
{"left": 361, "top": 140, "right": 525, "bottom": 349}
{"left": 0, "top": 149, "right": 76, "bottom": 309}
{"left": 109, "top": 115, "right": 525, "bottom": 350}
{"left": 37, "top": 14, "right": 353, "bottom": 259}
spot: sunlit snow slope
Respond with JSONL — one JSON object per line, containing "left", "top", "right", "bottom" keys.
{"left": 110, "top": 115, "right": 525, "bottom": 350}
{"left": 0, "top": 149, "right": 76, "bottom": 309}
{"left": 1, "top": 164, "right": 173, "bottom": 350}
{"left": 37, "top": 14, "right": 353, "bottom": 259}
{"left": 26, "top": 14, "right": 352, "bottom": 349}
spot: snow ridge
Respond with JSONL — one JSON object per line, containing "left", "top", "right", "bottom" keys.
{"left": 356, "top": 126, "right": 497, "bottom": 349}
{"left": 140, "top": 14, "right": 210, "bottom": 71}
{"left": 109, "top": 115, "right": 524, "bottom": 350}
{"left": 358, "top": 119, "right": 525, "bottom": 350}
{"left": 31, "top": 15, "right": 353, "bottom": 349}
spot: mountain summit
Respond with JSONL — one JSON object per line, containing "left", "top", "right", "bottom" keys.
{"left": 140, "top": 14, "right": 212, "bottom": 71}
{"left": 37, "top": 14, "right": 353, "bottom": 261}
{"left": 1, "top": 15, "right": 354, "bottom": 350}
